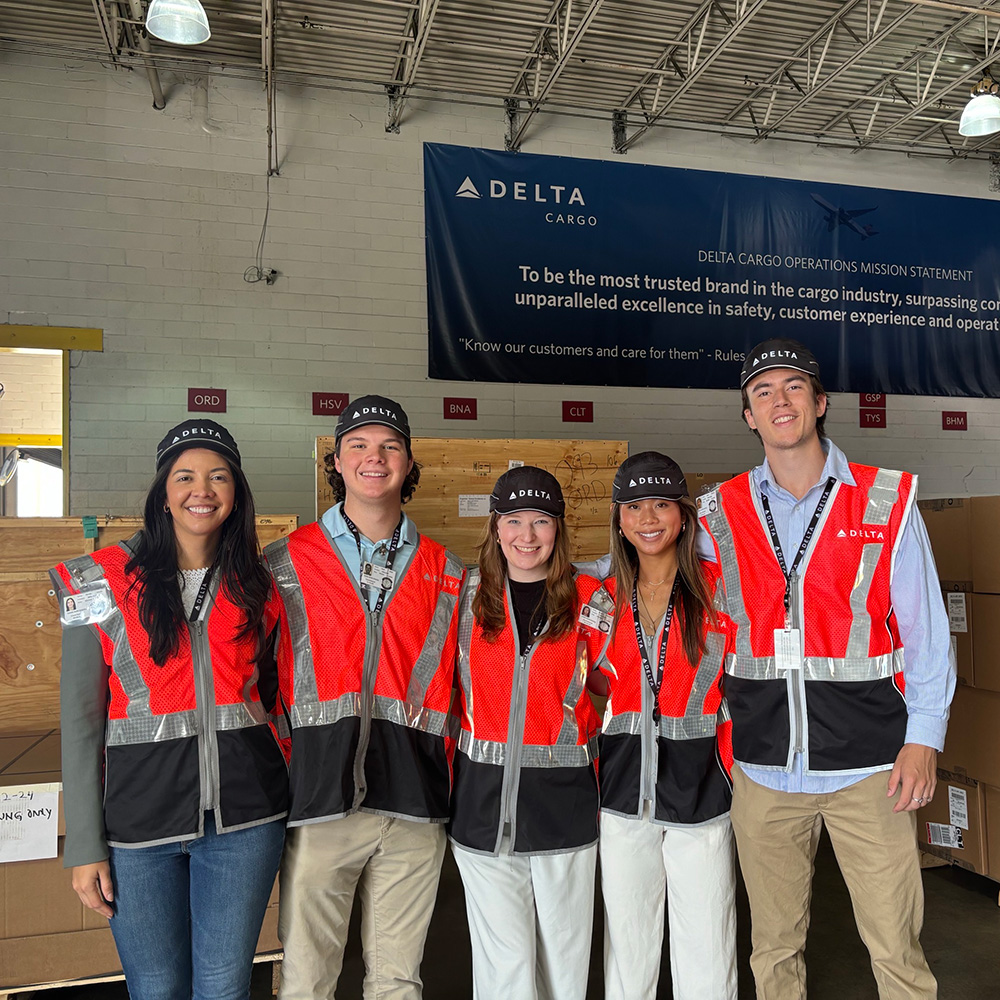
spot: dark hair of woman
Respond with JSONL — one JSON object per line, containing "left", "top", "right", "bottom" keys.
{"left": 472, "top": 512, "right": 577, "bottom": 643}
{"left": 323, "top": 446, "right": 421, "bottom": 505}
{"left": 125, "top": 455, "right": 272, "bottom": 666}
{"left": 608, "top": 496, "right": 718, "bottom": 667}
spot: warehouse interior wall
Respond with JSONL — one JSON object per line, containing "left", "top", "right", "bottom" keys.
{"left": 2, "top": 51, "right": 999, "bottom": 524}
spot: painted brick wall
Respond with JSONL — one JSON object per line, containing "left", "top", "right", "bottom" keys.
{"left": 0, "top": 350, "right": 61, "bottom": 436}
{"left": 2, "top": 51, "right": 998, "bottom": 524}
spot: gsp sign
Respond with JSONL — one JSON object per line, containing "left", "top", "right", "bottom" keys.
{"left": 188, "top": 388, "right": 227, "bottom": 413}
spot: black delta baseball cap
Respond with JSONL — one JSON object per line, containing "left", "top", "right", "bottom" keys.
{"left": 612, "top": 452, "right": 688, "bottom": 504}
{"left": 156, "top": 420, "right": 241, "bottom": 471}
{"left": 490, "top": 466, "right": 565, "bottom": 517}
{"left": 740, "top": 339, "right": 821, "bottom": 389}
{"left": 335, "top": 395, "right": 411, "bottom": 443}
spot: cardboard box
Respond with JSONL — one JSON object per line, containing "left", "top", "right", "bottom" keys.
{"left": 971, "top": 497, "right": 1000, "bottom": 594}
{"left": 917, "top": 770, "right": 987, "bottom": 873}
{"left": 939, "top": 686, "right": 1000, "bottom": 787}
{"left": 945, "top": 589, "right": 973, "bottom": 688}
{"left": 919, "top": 497, "right": 972, "bottom": 586}
{"left": 971, "top": 594, "right": 1000, "bottom": 693}
{"left": 983, "top": 783, "right": 1000, "bottom": 882}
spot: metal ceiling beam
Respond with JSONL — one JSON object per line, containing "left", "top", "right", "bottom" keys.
{"left": 385, "top": 0, "right": 442, "bottom": 130}
{"left": 617, "top": 0, "right": 773, "bottom": 153}
{"left": 750, "top": 3, "right": 920, "bottom": 141}
{"left": 506, "top": 0, "right": 607, "bottom": 150}
{"left": 123, "top": 0, "right": 166, "bottom": 109}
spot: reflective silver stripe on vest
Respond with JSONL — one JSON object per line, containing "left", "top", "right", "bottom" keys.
{"left": 288, "top": 691, "right": 360, "bottom": 730}
{"left": 265, "top": 537, "right": 321, "bottom": 717}
{"left": 456, "top": 570, "right": 478, "bottom": 723}
{"left": 728, "top": 650, "right": 899, "bottom": 682}
{"left": 458, "top": 729, "right": 598, "bottom": 767}
{"left": 406, "top": 550, "right": 463, "bottom": 707}
{"left": 555, "top": 638, "right": 590, "bottom": 746}
{"left": 107, "top": 710, "right": 198, "bottom": 746}
{"left": 845, "top": 543, "right": 883, "bottom": 660}
{"left": 216, "top": 702, "right": 267, "bottom": 730}
{"left": 685, "top": 624, "right": 725, "bottom": 717}
{"left": 703, "top": 495, "right": 755, "bottom": 667}
{"left": 373, "top": 694, "right": 450, "bottom": 736}
{"left": 718, "top": 699, "right": 731, "bottom": 724}
{"left": 864, "top": 468, "right": 903, "bottom": 526}
{"left": 603, "top": 711, "right": 717, "bottom": 740}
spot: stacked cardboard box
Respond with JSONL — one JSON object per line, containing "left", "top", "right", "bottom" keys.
{"left": 917, "top": 497, "right": 1000, "bottom": 879}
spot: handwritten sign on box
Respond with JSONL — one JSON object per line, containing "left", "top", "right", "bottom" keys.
{"left": 0, "top": 783, "right": 59, "bottom": 863}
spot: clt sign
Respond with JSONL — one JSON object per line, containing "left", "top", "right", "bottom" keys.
{"left": 188, "top": 388, "right": 227, "bottom": 413}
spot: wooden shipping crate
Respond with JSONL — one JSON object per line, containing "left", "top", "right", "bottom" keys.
{"left": 316, "top": 437, "right": 629, "bottom": 564}
{"left": 0, "top": 516, "right": 297, "bottom": 731}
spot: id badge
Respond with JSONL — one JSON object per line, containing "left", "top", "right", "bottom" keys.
{"left": 60, "top": 582, "right": 114, "bottom": 627}
{"left": 361, "top": 562, "right": 396, "bottom": 591}
{"left": 774, "top": 628, "right": 802, "bottom": 671}
{"left": 578, "top": 602, "right": 612, "bottom": 634}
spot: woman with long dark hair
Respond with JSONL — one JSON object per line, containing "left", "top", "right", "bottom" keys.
{"left": 592, "top": 452, "right": 737, "bottom": 1000}
{"left": 52, "top": 420, "right": 288, "bottom": 1000}
{"left": 449, "top": 466, "right": 608, "bottom": 1000}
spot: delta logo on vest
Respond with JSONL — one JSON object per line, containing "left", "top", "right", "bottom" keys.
{"left": 351, "top": 405, "right": 399, "bottom": 422}
{"left": 423, "top": 571, "right": 462, "bottom": 595}
{"left": 836, "top": 528, "right": 886, "bottom": 540}
{"left": 509, "top": 488, "right": 553, "bottom": 501}
{"left": 169, "top": 426, "right": 223, "bottom": 445}
{"left": 750, "top": 349, "right": 799, "bottom": 369}
{"left": 629, "top": 476, "right": 672, "bottom": 487}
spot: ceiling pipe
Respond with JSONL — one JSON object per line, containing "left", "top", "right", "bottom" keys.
{"left": 125, "top": 0, "right": 167, "bottom": 109}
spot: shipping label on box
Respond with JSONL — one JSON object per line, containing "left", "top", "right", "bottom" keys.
{"left": 926, "top": 822, "right": 965, "bottom": 850}
{"left": 948, "top": 784, "right": 969, "bottom": 829}
{"left": 947, "top": 592, "right": 968, "bottom": 633}
{"left": 0, "top": 783, "right": 59, "bottom": 863}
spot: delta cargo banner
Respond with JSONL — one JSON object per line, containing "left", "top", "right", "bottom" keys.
{"left": 424, "top": 142, "right": 1000, "bottom": 396}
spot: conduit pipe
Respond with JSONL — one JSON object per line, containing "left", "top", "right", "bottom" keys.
{"left": 126, "top": 0, "right": 167, "bottom": 109}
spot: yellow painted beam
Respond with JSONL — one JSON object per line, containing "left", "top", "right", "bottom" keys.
{"left": 0, "top": 434, "right": 63, "bottom": 447}
{"left": 0, "top": 325, "right": 103, "bottom": 351}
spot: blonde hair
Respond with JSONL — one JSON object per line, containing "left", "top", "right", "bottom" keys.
{"left": 608, "top": 496, "right": 717, "bottom": 666}
{"left": 472, "top": 512, "right": 577, "bottom": 643}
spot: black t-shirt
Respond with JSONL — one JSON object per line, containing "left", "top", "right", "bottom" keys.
{"left": 508, "top": 578, "right": 547, "bottom": 655}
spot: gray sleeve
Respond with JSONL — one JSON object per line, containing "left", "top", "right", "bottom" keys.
{"left": 60, "top": 623, "right": 110, "bottom": 868}
{"left": 573, "top": 553, "right": 612, "bottom": 580}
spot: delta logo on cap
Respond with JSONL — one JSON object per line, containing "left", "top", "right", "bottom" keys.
{"left": 351, "top": 405, "right": 399, "bottom": 422}
{"left": 628, "top": 476, "right": 672, "bottom": 487}
{"left": 509, "top": 488, "right": 552, "bottom": 501}
{"left": 169, "top": 425, "right": 223, "bottom": 446}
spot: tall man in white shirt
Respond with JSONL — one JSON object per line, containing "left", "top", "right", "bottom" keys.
{"left": 698, "top": 339, "right": 954, "bottom": 999}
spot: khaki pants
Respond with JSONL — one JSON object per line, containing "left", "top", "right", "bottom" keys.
{"left": 277, "top": 812, "right": 446, "bottom": 1000}
{"left": 730, "top": 766, "right": 936, "bottom": 1000}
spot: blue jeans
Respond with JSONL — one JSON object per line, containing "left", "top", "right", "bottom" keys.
{"left": 108, "top": 813, "right": 285, "bottom": 1000}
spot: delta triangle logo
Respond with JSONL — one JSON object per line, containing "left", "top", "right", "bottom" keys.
{"left": 629, "top": 479, "right": 637, "bottom": 487}
{"left": 837, "top": 529, "right": 847, "bottom": 537}
{"left": 456, "top": 176, "right": 482, "bottom": 199}
{"left": 509, "top": 491, "right": 517, "bottom": 499}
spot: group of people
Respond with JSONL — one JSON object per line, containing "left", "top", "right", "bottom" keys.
{"left": 54, "top": 337, "right": 954, "bottom": 1000}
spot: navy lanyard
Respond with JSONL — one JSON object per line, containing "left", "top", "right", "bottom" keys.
{"left": 341, "top": 511, "right": 403, "bottom": 617}
{"left": 759, "top": 477, "right": 835, "bottom": 625}
{"left": 187, "top": 565, "right": 215, "bottom": 623}
{"left": 631, "top": 576, "right": 679, "bottom": 723}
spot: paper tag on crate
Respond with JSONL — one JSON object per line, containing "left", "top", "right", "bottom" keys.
{"left": 0, "top": 784, "right": 60, "bottom": 863}
{"left": 948, "top": 785, "right": 969, "bottom": 830}
{"left": 926, "top": 822, "right": 964, "bottom": 850}
{"left": 946, "top": 592, "right": 968, "bottom": 634}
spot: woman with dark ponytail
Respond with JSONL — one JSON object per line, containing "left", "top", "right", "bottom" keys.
{"left": 52, "top": 420, "right": 288, "bottom": 1000}
{"left": 591, "top": 452, "right": 738, "bottom": 1000}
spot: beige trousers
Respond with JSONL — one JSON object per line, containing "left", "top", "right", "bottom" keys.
{"left": 730, "top": 766, "right": 936, "bottom": 1000}
{"left": 277, "top": 812, "right": 446, "bottom": 1000}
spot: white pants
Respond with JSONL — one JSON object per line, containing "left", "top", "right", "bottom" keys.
{"left": 452, "top": 842, "right": 597, "bottom": 1000}
{"left": 600, "top": 810, "right": 737, "bottom": 1000}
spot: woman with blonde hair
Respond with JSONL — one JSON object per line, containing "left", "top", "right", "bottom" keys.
{"left": 449, "top": 465, "right": 609, "bottom": 1000}
{"left": 591, "top": 451, "right": 737, "bottom": 1000}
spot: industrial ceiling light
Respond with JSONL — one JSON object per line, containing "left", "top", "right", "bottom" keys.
{"left": 145, "top": 0, "right": 211, "bottom": 45}
{"left": 959, "top": 72, "right": 1000, "bottom": 138}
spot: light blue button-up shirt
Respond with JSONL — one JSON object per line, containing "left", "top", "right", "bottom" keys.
{"left": 699, "top": 439, "right": 955, "bottom": 794}
{"left": 321, "top": 502, "right": 419, "bottom": 611}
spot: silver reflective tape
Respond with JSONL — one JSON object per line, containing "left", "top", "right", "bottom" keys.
{"left": 718, "top": 699, "right": 731, "bottom": 724}
{"left": 64, "top": 553, "right": 108, "bottom": 588}
{"left": 215, "top": 702, "right": 267, "bottom": 730}
{"left": 265, "top": 538, "right": 320, "bottom": 712}
{"left": 659, "top": 714, "right": 717, "bottom": 740}
{"left": 407, "top": 575, "right": 460, "bottom": 707}
{"left": 289, "top": 691, "right": 360, "bottom": 729}
{"left": 103, "top": 603, "right": 151, "bottom": 720}
{"left": 845, "top": 543, "right": 882, "bottom": 660}
{"left": 458, "top": 730, "right": 597, "bottom": 767}
{"left": 555, "top": 640, "right": 589, "bottom": 746}
{"left": 686, "top": 630, "right": 725, "bottom": 716}
{"left": 107, "top": 709, "right": 198, "bottom": 746}
{"left": 602, "top": 712, "right": 642, "bottom": 737}
{"left": 704, "top": 493, "right": 755, "bottom": 665}
{"left": 373, "top": 694, "right": 450, "bottom": 736}
{"left": 729, "top": 652, "right": 896, "bottom": 681}
{"left": 864, "top": 468, "right": 902, "bottom": 526}
{"left": 456, "top": 570, "right": 478, "bottom": 726}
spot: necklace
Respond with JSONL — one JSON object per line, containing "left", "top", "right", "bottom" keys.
{"left": 636, "top": 587, "right": 662, "bottom": 635}
{"left": 639, "top": 574, "right": 670, "bottom": 601}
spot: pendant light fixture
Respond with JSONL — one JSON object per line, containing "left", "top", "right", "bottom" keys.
{"left": 959, "top": 72, "right": 1000, "bottom": 138}
{"left": 145, "top": 0, "right": 211, "bottom": 45}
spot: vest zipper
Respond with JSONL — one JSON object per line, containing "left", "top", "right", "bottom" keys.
{"left": 188, "top": 618, "right": 219, "bottom": 816}
{"left": 789, "top": 571, "right": 806, "bottom": 755}
{"left": 498, "top": 647, "right": 534, "bottom": 849}
{"left": 353, "top": 607, "right": 384, "bottom": 808}
{"left": 641, "top": 646, "right": 658, "bottom": 810}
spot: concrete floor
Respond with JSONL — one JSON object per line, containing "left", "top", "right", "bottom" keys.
{"left": 31, "top": 829, "right": 1000, "bottom": 999}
